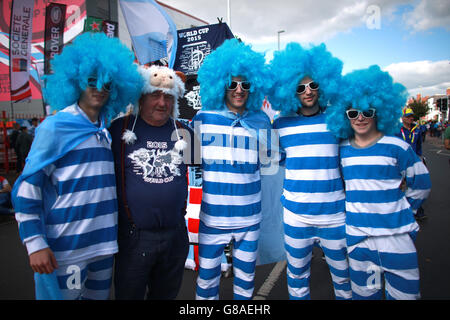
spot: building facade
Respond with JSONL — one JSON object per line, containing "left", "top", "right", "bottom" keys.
{"left": 0, "top": 0, "right": 209, "bottom": 119}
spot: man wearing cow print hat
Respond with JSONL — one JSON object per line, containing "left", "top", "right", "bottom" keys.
{"left": 109, "top": 65, "right": 200, "bottom": 300}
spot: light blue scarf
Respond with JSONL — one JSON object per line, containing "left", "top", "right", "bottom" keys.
{"left": 216, "top": 106, "right": 272, "bottom": 151}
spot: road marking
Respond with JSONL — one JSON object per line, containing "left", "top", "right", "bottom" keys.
{"left": 253, "top": 260, "right": 287, "bottom": 300}
{"left": 437, "top": 150, "right": 450, "bottom": 157}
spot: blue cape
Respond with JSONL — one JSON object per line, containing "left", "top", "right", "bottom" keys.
{"left": 216, "top": 107, "right": 272, "bottom": 150}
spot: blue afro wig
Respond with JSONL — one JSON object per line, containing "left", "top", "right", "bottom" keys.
{"left": 43, "top": 32, "right": 143, "bottom": 122}
{"left": 326, "top": 65, "right": 408, "bottom": 139}
{"left": 197, "top": 38, "right": 268, "bottom": 112}
{"left": 268, "top": 42, "right": 343, "bottom": 115}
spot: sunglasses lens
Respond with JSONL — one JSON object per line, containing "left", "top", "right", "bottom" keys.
{"left": 87, "top": 77, "right": 97, "bottom": 88}
{"left": 228, "top": 81, "right": 238, "bottom": 90}
{"left": 347, "top": 110, "right": 359, "bottom": 119}
{"left": 362, "top": 109, "right": 375, "bottom": 118}
{"left": 296, "top": 85, "right": 306, "bottom": 94}
{"left": 309, "top": 82, "right": 319, "bottom": 90}
{"left": 103, "top": 82, "right": 112, "bottom": 92}
{"left": 241, "top": 82, "right": 251, "bottom": 90}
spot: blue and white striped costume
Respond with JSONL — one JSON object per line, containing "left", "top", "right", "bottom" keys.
{"left": 192, "top": 109, "right": 270, "bottom": 300}
{"left": 273, "top": 112, "right": 352, "bottom": 300}
{"left": 340, "top": 135, "right": 431, "bottom": 299}
{"left": 13, "top": 104, "right": 118, "bottom": 299}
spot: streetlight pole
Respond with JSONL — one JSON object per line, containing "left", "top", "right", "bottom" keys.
{"left": 277, "top": 30, "right": 285, "bottom": 50}
{"left": 227, "top": 0, "right": 231, "bottom": 29}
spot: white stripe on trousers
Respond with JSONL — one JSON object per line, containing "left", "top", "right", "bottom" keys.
{"left": 55, "top": 254, "right": 113, "bottom": 300}
{"left": 347, "top": 233, "right": 420, "bottom": 300}
{"left": 284, "top": 211, "right": 352, "bottom": 300}
{"left": 196, "top": 222, "right": 259, "bottom": 300}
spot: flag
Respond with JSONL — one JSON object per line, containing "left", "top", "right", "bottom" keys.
{"left": 119, "top": 0, "right": 178, "bottom": 67}
{"left": 261, "top": 97, "right": 278, "bottom": 122}
{"left": 83, "top": 17, "right": 118, "bottom": 38}
{"left": 84, "top": 16, "right": 104, "bottom": 33}
{"left": 9, "top": 0, "right": 34, "bottom": 102}
{"left": 44, "top": 3, "right": 67, "bottom": 75}
{"left": 34, "top": 272, "right": 63, "bottom": 300}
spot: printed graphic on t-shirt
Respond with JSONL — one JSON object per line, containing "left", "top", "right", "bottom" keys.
{"left": 128, "top": 141, "right": 183, "bottom": 183}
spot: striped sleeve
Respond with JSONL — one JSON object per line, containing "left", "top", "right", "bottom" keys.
{"left": 14, "top": 166, "right": 55, "bottom": 255}
{"left": 398, "top": 142, "right": 431, "bottom": 212}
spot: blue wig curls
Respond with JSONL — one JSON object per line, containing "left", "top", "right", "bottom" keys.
{"left": 43, "top": 32, "right": 143, "bottom": 122}
{"left": 268, "top": 42, "right": 343, "bottom": 115}
{"left": 197, "top": 38, "right": 268, "bottom": 112}
{"left": 326, "top": 65, "right": 408, "bottom": 139}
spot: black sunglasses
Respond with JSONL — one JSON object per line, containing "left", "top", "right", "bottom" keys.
{"left": 87, "top": 77, "right": 112, "bottom": 92}
{"left": 296, "top": 81, "right": 319, "bottom": 94}
{"left": 227, "top": 81, "right": 251, "bottom": 91}
{"left": 346, "top": 108, "right": 376, "bottom": 120}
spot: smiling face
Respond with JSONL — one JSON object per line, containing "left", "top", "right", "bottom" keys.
{"left": 297, "top": 76, "right": 320, "bottom": 115}
{"left": 225, "top": 76, "right": 249, "bottom": 114}
{"left": 140, "top": 90, "right": 174, "bottom": 127}
{"left": 348, "top": 108, "right": 378, "bottom": 138}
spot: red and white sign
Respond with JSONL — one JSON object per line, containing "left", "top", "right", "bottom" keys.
{"left": 0, "top": 0, "right": 87, "bottom": 102}
{"left": 9, "top": 0, "right": 34, "bottom": 102}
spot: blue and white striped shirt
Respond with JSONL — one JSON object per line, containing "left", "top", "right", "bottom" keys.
{"left": 14, "top": 105, "right": 118, "bottom": 264}
{"left": 340, "top": 135, "right": 431, "bottom": 246}
{"left": 273, "top": 112, "right": 346, "bottom": 225}
{"left": 191, "top": 110, "right": 265, "bottom": 228}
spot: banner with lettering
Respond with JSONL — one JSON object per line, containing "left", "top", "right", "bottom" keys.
{"left": 174, "top": 23, "right": 234, "bottom": 76}
{"left": 102, "top": 20, "right": 118, "bottom": 38}
{"left": 9, "top": 0, "right": 34, "bottom": 102}
{"left": 174, "top": 23, "right": 233, "bottom": 120}
{"left": 0, "top": 0, "right": 87, "bottom": 102}
{"left": 44, "top": 3, "right": 66, "bottom": 75}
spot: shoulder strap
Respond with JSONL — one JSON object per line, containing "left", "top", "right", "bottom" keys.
{"left": 120, "top": 115, "right": 135, "bottom": 227}
{"left": 175, "top": 119, "right": 183, "bottom": 129}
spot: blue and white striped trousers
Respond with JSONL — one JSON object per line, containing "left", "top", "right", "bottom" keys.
{"left": 284, "top": 211, "right": 352, "bottom": 300}
{"left": 348, "top": 233, "right": 420, "bottom": 300}
{"left": 55, "top": 254, "right": 114, "bottom": 300}
{"left": 196, "top": 221, "right": 260, "bottom": 300}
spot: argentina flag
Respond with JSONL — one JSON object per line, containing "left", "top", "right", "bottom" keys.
{"left": 119, "top": 0, "right": 178, "bottom": 67}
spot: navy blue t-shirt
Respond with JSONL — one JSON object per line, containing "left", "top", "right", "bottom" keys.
{"left": 109, "top": 115, "right": 196, "bottom": 229}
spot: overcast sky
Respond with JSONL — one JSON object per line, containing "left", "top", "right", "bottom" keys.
{"left": 160, "top": 0, "right": 450, "bottom": 98}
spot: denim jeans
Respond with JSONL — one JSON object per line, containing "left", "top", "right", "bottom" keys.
{"left": 114, "top": 218, "right": 189, "bottom": 300}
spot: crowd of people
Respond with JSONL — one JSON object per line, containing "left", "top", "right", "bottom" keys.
{"left": 425, "top": 119, "right": 447, "bottom": 139}
{"left": 8, "top": 118, "right": 38, "bottom": 173}
{"left": 6, "top": 31, "right": 440, "bottom": 301}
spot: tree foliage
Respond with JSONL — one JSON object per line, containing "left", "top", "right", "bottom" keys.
{"left": 407, "top": 98, "right": 429, "bottom": 120}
